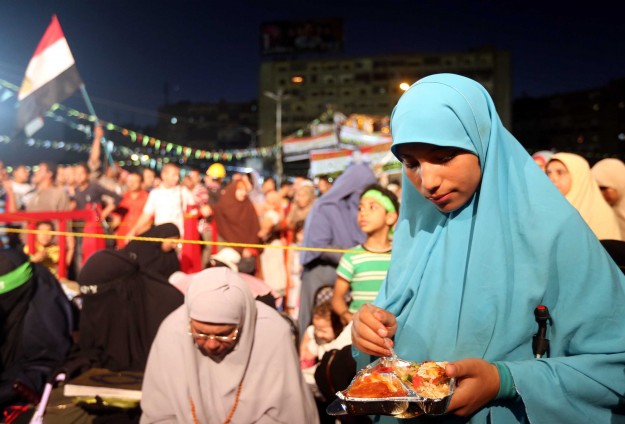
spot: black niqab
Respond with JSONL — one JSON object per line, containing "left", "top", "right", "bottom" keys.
{"left": 76, "top": 249, "right": 183, "bottom": 371}
{"left": 122, "top": 223, "right": 181, "bottom": 279}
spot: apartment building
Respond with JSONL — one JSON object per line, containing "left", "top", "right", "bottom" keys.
{"left": 258, "top": 47, "right": 511, "bottom": 148}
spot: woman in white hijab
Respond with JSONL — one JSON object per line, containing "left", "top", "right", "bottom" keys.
{"left": 141, "top": 267, "right": 319, "bottom": 424}
{"left": 546, "top": 152, "right": 622, "bottom": 240}
{"left": 591, "top": 158, "right": 625, "bottom": 239}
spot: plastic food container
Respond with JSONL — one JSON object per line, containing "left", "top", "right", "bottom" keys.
{"left": 326, "top": 358, "right": 455, "bottom": 418}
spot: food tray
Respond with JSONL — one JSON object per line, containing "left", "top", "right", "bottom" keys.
{"left": 326, "top": 358, "right": 454, "bottom": 418}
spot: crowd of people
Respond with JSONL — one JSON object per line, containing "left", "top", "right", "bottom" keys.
{"left": 0, "top": 73, "right": 624, "bottom": 423}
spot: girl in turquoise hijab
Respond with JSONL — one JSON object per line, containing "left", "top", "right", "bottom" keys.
{"left": 351, "top": 74, "right": 625, "bottom": 423}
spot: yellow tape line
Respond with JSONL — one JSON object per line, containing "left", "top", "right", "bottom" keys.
{"left": 2, "top": 227, "right": 390, "bottom": 255}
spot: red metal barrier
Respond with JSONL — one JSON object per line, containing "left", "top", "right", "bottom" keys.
{"left": 0, "top": 210, "right": 208, "bottom": 278}
{"left": 181, "top": 214, "right": 201, "bottom": 273}
{"left": 0, "top": 209, "right": 102, "bottom": 279}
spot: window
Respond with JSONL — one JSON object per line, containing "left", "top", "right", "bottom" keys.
{"left": 423, "top": 56, "right": 441, "bottom": 65}
{"left": 354, "top": 73, "right": 371, "bottom": 83}
{"left": 340, "top": 74, "right": 353, "bottom": 84}
{"left": 373, "top": 86, "right": 387, "bottom": 94}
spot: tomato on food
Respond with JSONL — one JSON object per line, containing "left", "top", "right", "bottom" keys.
{"left": 411, "top": 374, "right": 423, "bottom": 389}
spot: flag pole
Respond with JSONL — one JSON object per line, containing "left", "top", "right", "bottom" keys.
{"left": 79, "top": 83, "right": 114, "bottom": 167}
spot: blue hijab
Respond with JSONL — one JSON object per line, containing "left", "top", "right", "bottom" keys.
{"left": 366, "top": 74, "right": 625, "bottom": 423}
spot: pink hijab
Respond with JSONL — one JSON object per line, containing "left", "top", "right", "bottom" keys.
{"left": 592, "top": 158, "right": 625, "bottom": 239}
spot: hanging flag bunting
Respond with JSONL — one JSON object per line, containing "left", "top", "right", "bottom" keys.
{"left": 0, "top": 87, "right": 14, "bottom": 102}
{"left": 2, "top": 76, "right": 304, "bottom": 162}
{"left": 16, "top": 15, "right": 83, "bottom": 136}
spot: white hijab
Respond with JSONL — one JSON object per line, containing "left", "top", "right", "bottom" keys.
{"left": 591, "top": 158, "right": 625, "bottom": 239}
{"left": 141, "top": 268, "right": 318, "bottom": 423}
{"left": 551, "top": 153, "right": 622, "bottom": 240}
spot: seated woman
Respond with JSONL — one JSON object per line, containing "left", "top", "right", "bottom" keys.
{"left": 141, "top": 268, "right": 318, "bottom": 423}
{"left": 0, "top": 249, "right": 73, "bottom": 409}
{"left": 546, "top": 152, "right": 622, "bottom": 240}
{"left": 122, "top": 223, "right": 181, "bottom": 280}
{"left": 75, "top": 249, "right": 184, "bottom": 371}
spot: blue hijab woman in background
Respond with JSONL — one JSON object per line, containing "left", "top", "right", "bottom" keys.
{"left": 351, "top": 74, "right": 625, "bottom": 422}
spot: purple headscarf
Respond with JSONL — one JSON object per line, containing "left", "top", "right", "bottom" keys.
{"left": 300, "top": 162, "right": 377, "bottom": 266}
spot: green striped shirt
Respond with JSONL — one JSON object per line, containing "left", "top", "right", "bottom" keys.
{"left": 336, "top": 244, "right": 392, "bottom": 313}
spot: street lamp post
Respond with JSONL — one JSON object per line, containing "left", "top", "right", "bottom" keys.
{"left": 237, "top": 126, "right": 261, "bottom": 148}
{"left": 264, "top": 88, "right": 291, "bottom": 185}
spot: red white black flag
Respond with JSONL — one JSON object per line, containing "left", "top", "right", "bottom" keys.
{"left": 17, "top": 15, "right": 82, "bottom": 136}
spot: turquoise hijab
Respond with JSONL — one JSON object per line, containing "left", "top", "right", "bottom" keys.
{"left": 363, "top": 74, "right": 625, "bottom": 423}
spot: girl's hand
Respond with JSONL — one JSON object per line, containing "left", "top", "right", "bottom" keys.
{"left": 351, "top": 303, "right": 397, "bottom": 357}
{"left": 445, "top": 358, "right": 500, "bottom": 416}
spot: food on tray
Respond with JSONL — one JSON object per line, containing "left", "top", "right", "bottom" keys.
{"left": 394, "top": 360, "right": 451, "bottom": 399}
{"left": 344, "top": 358, "right": 451, "bottom": 401}
{"left": 346, "top": 371, "right": 408, "bottom": 398}
{"left": 331, "top": 358, "right": 455, "bottom": 418}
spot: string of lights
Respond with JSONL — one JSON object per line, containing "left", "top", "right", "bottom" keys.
{"left": 0, "top": 77, "right": 340, "bottom": 165}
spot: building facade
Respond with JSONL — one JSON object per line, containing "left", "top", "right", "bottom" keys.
{"left": 155, "top": 100, "right": 259, "bottom": 151}
{"left": 513, "top": 78, "right": 625, "bottom": 162}
{"left": 258, "top": 47, "right": 511, "bottom": 148}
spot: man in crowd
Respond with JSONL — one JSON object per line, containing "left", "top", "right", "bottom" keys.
{"left": 142, "top": 168, "right": 157, "bottom": 192}
{"left": 315, "top": 174, "right": 333, "bottom": 195}
{"left": 26, "top": 162, "right": 71, "bottom": 212}
{"left": 25, "top": 162, "right": 74, "bottom": 272}
{"left": 9, "top": 164, "right": 33, "bottom": 210}
{"left": 71, "top": 163, "right": 122, "bottom": 272}
{"left": 127, "top": 163, "right": 197, "bottom": 238}
{"left": 0, "top": 162, "right": 16, "bottom": 247}
{"left": 112, "top": 171, "right": 149, "bottom": 248}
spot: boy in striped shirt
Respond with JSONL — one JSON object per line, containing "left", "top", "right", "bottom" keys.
{"left": 331, "top": 184, "right": 399, "bottom": 325}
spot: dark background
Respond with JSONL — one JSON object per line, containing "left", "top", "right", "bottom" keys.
{"left": 0, "top": 0, "right": 624, "bottom": 164}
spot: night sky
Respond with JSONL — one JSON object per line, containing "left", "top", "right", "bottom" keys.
{"left": 1, "top": 0, "right": 624, "bottom": 128}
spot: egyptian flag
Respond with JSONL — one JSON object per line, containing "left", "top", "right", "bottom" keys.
{"left": 16, "top": 15, "right": 82, "bottom": 136}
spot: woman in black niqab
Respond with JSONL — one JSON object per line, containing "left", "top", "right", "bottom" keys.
{"left": 76, "top": 249, "right": 183, "bottom": 371}
{"left": 122, "top": 223, "right": 181, "bottom": 279}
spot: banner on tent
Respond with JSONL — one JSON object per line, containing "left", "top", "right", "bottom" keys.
{"left": 308, "top": 141, "right": 397, "bottom": 177}
{"left": 338, "top": 125, "right": 392, "bottom": 146}
{"left": 283, "top": 131, "right": 338, "bottom": 162}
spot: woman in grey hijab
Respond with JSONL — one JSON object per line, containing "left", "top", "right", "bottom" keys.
{"left": 140, "top": 267, "right": 319, "bottom": 423}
